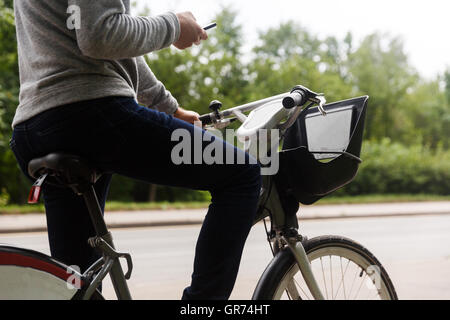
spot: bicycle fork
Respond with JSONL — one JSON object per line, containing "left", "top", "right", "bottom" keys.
{"left": 284, "top": 235, "right": 325, "bottom": 300}
{"left": 263, "top": 178, "right": 325, "bottom": 300}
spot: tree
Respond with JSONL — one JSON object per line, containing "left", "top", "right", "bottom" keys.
{"left": 445, "top": 69, "right": 450, "bottom": 104}
{"left": 0, "top": 0, "right": 28, "bottom": 204}
{"left": 401, "top": 78, "right": 450, "bottom": 149}
{"left": 347, "top": 33, "right": 418, "bottom": 140}
{"left": 253, "top": 22, "right": 321, "bottom": 62}
{"left": 249, "top": 22, "right": 353, "bottom": 103}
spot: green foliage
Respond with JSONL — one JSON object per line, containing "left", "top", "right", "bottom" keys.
{"left": 347, "top": 34, "right": 419, "bottom": 140}
{"left": 400, "top": 79, "right": 450, "bottom": 149}
{"left": 0, "top": 0, "right": 26, "bottom": 204}
{"left": 444, "top": 69, "right": 450, "bottom": 111}
{"left": 0, "top": 5, "right": 449, "bottom": 204}
{"left": 341, "top": 139, "right": 450, "bottom": 195}
{"left": 254, "top": 22, "right": 321, "bottom": 61}
{"left": 108, "top": 176, "right": 211, "bottom": 202}
{"left": 249, "top": 22, "right": 354, "bottom": 102}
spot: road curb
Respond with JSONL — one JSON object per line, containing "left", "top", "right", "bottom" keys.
{"left": 1, "top": 205, "right": 449, "bottom": 234}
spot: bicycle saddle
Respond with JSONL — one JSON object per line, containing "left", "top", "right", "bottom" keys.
{"left": 28, "top": 153, "right": 100, "bottom": 187}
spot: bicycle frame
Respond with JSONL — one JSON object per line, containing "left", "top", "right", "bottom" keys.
{"left": 78, "top": 186, "right": 132, "bottom": 300}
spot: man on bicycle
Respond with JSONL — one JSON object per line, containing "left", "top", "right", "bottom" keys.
{"left": 10, "top": 0, "right": 261, "bottom": 300}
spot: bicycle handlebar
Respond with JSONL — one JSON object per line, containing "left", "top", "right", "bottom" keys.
{"left": 282, "top": 91, "right": 307, "bottom": 109}
{"left": 283, "top": 85, "right": 327, "bottom": 116}
{"left": 199, "top": 85, "right": 325, "bottom": 126}
{"left": 199, "top": 114, "right": 213, "bottom": 125}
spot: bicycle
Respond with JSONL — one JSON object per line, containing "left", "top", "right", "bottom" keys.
{"left": 0, "top": 85, "right": 397, "bottom": 300}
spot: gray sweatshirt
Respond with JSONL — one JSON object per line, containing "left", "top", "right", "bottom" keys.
{"left": 12, "top": 0, "right": 181, "bottom": 128}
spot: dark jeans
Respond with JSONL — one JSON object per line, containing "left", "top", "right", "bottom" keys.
{"left": 10, "top": 97, "right": 261, "bottom": 300}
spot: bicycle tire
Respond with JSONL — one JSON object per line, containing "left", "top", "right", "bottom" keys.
{"left": 252, "top": 235, "right": 398, "bottom": 300}
{"left": 0, "top": 245, "right": 104, "bottom": 300}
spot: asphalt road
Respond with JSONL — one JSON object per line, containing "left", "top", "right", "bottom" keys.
{"left": 1, "top": 215, "right": 449, "bottom": 300}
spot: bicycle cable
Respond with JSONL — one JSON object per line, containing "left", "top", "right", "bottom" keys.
{"left": 261, "top": 176, "right": 276, "bottom": 256}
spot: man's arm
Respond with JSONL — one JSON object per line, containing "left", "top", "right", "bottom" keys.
{"left": 137, "top": 56, "right": 178, "bottom": 115}
{"left": 69, "top": 0, "right": 180, "bottom": 59}
{"left": 137, "top": 56, "right": 201, "bottom": 123}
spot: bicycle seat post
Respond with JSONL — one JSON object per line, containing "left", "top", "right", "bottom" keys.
{"left": 82, "top": 184, "right": 109, "bottom": 239}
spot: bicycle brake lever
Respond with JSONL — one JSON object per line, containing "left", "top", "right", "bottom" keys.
{"left": 315, "top": 95, "right": 327, "bottom": 116}
{"left": 290, "top": 85, "right": 327, "bottom": 116}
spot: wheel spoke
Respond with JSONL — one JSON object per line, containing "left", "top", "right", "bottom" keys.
{"left": 333, "top": 257, "right": 350, "bottom": 300}
{"left": 354, "top": 271, "right": 368, "bottom": 299}
{"left": 348, "top": 265, "right": 360, "bottom": 299}
{"left": 294, "top": 277, "right": 312, "bottom": 300}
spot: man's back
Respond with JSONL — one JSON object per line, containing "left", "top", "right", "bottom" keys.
{"left": 13, "top": 0, "right": 180, "bottom": 128}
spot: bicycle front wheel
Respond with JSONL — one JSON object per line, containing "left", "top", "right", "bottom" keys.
{"left": 252, "top": 235, "right": 398, "bottom": 300}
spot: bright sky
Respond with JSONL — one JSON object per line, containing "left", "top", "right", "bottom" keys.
{"left": 139, "top": 0, "right": 449, "bottom": 79}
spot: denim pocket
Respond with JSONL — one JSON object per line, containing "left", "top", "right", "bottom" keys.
{"left": 36, "top": 118, "right": 75, "bottom": 137}
{"left": 35, "top": 114, "right": 80, "bottom": 137}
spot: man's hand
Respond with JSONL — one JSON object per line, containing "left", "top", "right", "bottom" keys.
{"left": 174, "top": 107, "right": 201, "bottom": 125}
{"left": 174, "top": 12, "right": 208, "bottom": 50}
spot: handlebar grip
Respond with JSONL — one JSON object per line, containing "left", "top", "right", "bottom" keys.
{"left": 282, "top": 91, "right": 307, "bottom": 109}
{"left": 199, "top": 114, "right": 213, "bottom": 125}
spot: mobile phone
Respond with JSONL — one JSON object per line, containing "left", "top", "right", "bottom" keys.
{"left": 203, "top": 22, "right": 217, "bottom": 31}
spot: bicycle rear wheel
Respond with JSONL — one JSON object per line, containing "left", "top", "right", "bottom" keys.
{"left": 252, "top": 235, "right": 397, "bottom": 300}
{"left": 0, "top": 245, "right": 103, "bottom": 300}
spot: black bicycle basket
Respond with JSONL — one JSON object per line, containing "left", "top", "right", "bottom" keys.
{"left": 275, "top": 96, "right": 369, "bottom": 205}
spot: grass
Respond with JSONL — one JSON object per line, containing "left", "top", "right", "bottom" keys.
{"left": 0, "top": 201, "right": 209, "bottom": 215}
{"left": 0, "top": 194, "right": 449, "bottom": 215}
{"left": 316, "top": 194, "right": 450, "bottom": 205}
